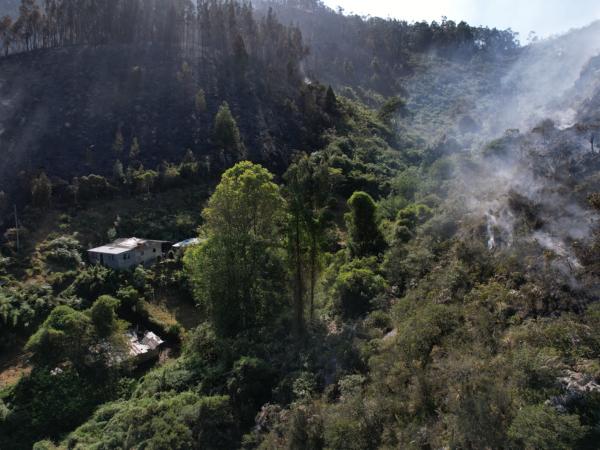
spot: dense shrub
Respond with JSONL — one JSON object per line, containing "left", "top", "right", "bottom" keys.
{"left": 89, "top": 295, "right": 121, "bottom": 338}
{"left": 508, "top": 404, "right": 586, "bottom": 450}
{"left": 333, "top": 259, "right": 387, "bottom": 318}
{"left": 396, "top": 203, "right": 433, "bottom": 231}
{"left": 25, "top": 305, "right": 95, "bottom": 367}
{"left": 65, "top": 393, "right": 237, "bottom": 449}
{"left": 227, "top": 357, "right": 276, "bottom": 424}
{"left": 0, "top": 282, "right": 63, "bottom": 347}
{"left": 67, "top": 265, "right": 119, "bottom": 306}
{"left": 75, "top": 175, "right": 112, "bottom": 202}
{"left": 39, "top": 236, "right": 82, "bottom": 271}
{"left": 345, "top": 191, "right": 386, "bottom": 258}
{"left": 0, "top": 367, "right": 115, "bottom": 449}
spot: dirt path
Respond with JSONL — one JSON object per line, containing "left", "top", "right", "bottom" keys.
{"left": 0, "top": 341, "right": 31, "bottom": 389}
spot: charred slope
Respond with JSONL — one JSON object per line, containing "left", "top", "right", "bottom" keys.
{"left": 255, "top": 0, "right": 519, "bottom": 96}
{"left": 0, "top": 43, "right": 334, "bottom": 204}
{"left": 254, "top": 3, "right": 600, "bottom": 142}
{"left": 0, "top": 0, "right": 339, "bottom": 207}
{"left": 253, "top": 0, "right": 522, "bottom": 139}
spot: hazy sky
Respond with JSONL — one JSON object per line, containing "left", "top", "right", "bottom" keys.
{"left": 321, "top": 0, "right": 600, "bottom": 40}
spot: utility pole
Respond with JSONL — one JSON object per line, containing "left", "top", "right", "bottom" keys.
{"left": 13, "top": 204, "right": 19, "bottom": 252}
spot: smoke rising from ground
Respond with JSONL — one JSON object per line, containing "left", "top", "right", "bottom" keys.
{"left": 446, "top": 21, "right": 600, "bottom": 289}
{"left": 482, "top": 20, "right": 600, "bottom": 134}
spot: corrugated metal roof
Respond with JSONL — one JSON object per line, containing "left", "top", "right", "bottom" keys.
{"left": 172, "top": 237, "right": 202, "bottom": 248}
{"left": 140, "top": 331, "right": 164, "bottom": 350}
{"left": 126, "top": 330, "right": 164, "bottom": 356}
{"left": 88, "top": 246, "right": 129, "bottom": 255}
{"left": 88, "top": 236, "right": 171, "bottom": 255}
{"left": 89, "top": 237, "right": 147, "bottom": 255}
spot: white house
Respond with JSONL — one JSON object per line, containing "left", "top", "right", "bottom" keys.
{"left": 88, "top": 237, "right": 170, "bottom": 270}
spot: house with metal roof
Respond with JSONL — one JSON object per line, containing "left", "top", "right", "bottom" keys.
{"left": 88, "top": 237, "right": 170, "bottom": 270}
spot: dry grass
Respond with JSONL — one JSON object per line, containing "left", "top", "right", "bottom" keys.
{"left": 143, "top": 301, "right": 179, "bottom": 328}
{"left": 0, "top": 343, "right": 31, "bottom": 389}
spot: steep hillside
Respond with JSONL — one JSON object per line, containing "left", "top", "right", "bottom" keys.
{"left": 256, "top": 2, "right": 600, "bottom": 141}
{"left": 0, "top": 0, "right": 335, "bottom": 215}
{"left": 256, "top": 0, "right": 519, "bottom": 93}
{"left": 255, "top": 0, "right": 520, "bottom": 135}
{"left": 3, "top": 2, "right": 600, "bottom": 450}
{"left": 0, "top": 45, "right": 323, "bottom": 191}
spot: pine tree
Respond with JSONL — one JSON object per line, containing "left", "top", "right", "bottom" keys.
{"left": 177, "top": 62, "right": 194, "bottom": 96}
{"left": 31, "top": 172, "right": 52, "bottom": 208}
{"left": 84, "top": 146, "right": 93, "bottom": 166}
{"left": 112, "top": 159, "right": 124, "bottom": 182}
{"left": 129, "top": 137, "right": 140, "bottom": 160}
{"left": 183, "top": 149, "right": 196, "bottom": 164}
{"left": 112, "top": 129, "right": 124, "bottom": 155}
{"left": 195, "top": 89, "right": 207, "bottom": 113}
{"left": 324, "top": 85, "right": 338, "bottom": 115}
{"left": 213, "top": 102, "right": 244, "bottom": 163}
{"left": 0, "top": 190, "right": 7, "bottom": 213}
{"left": 284, "top": 153, "right": 332, "bottom": 327}
{"left": 0, "top": 16, "right": 12, "bottom": 57}
{"left": 233, "top": 34, "right": 248, "bottom": 71}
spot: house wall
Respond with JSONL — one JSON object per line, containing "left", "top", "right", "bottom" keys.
{"left": 117, "top": 250, "right": 136, "bottom": 270}
{"left": 88, "top": 251, "right": 100, "bottom": 265}
{"left": 132, "top": 241, "right": 163, "bottom": 268}
{"left": 88, "top": 251, "right": 128, "bottom": 270}
{"left": 88, "top": 241, "right": 164, "bottom": 271}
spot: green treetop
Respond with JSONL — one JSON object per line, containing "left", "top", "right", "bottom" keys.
{"left": 345, "top": 191, "right": 386, "bottom": 258}
{"left": 185, "top": 161, "right": 287, "bottom": 336}
{"left": 213, "top": 102, "right": 244, "bottom": 163}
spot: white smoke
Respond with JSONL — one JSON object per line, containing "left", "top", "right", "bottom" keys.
{"left": 486, "top": 211, "right": 496, "bottom": 250}
{"left": 479, "top": 21, "right": 600, "bottom": 135}
{"left": 436, "top": 20, "right": 600, "bottom": 290}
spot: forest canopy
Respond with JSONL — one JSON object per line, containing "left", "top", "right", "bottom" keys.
{"left": 1, "top": 1, "right": 600, "bottom": 450}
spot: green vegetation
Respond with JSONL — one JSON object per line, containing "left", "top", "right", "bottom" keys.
{"left": 66, "top": 393, "right": 236, "bottom": 449}
{"left": 345, "top": 191, "right": 386, "bottom": 258}
{"left": 214, "top": 102, "right": 245, "bottom": 164}
{"left": 1, "top": 1, "right": 600, "bottom": 449}
{"left": 184, "top": 161, "right": 287, "bottom": 337}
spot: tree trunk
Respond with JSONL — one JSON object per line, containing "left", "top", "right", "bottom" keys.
{"left": 293, "top": 216, "right": 304, "bottom": 335}
{"left": 309, "top": 231, "right": 317, "bottom": 321}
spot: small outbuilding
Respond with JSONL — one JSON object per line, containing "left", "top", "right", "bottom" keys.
{"left": 88, "top": 237, "right": 171, "bottom": 270}
{"left": 127, "top": 329, "right": 164, "bottom": 362}
{"left": 171, "top": 237, "right": 203, "bottom": 257}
